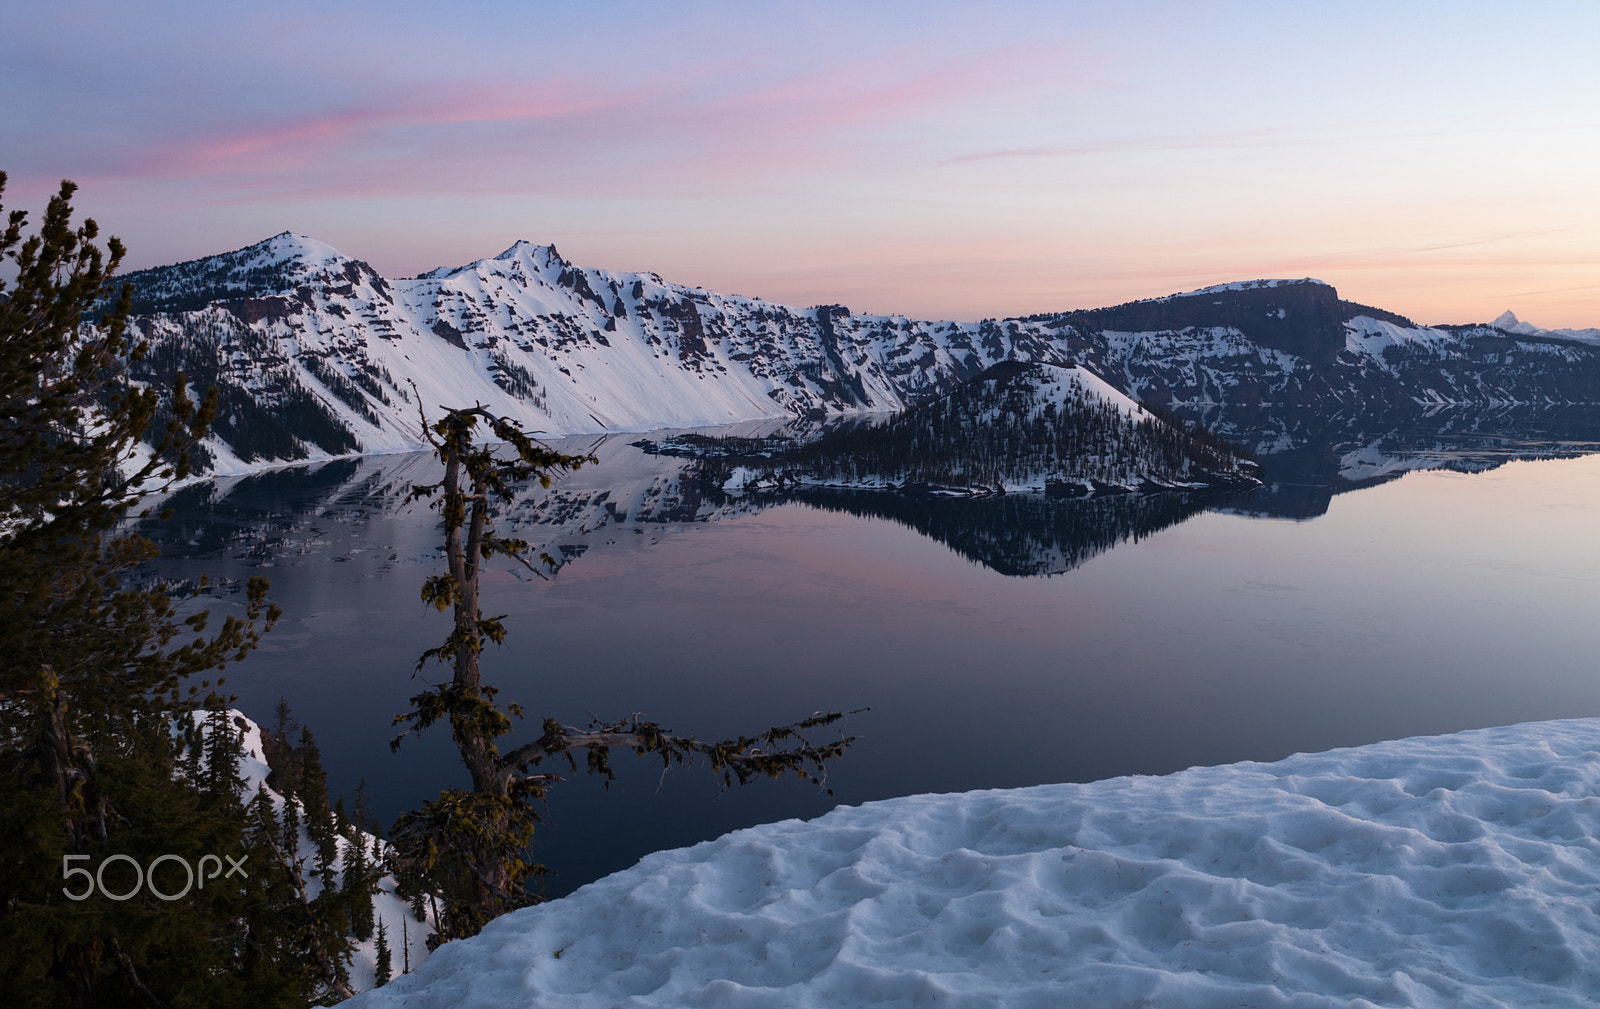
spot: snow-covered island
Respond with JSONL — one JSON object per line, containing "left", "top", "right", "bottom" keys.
{"left": 334, "top": 719, "right": 1600, "bottom": 1008}
{"left": 692, "top": 361, "right": 1260, "bottom": 498}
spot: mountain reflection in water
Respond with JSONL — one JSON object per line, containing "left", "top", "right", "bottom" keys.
{"left": 139, "top": 404, "right": 1600, "bottom": 582}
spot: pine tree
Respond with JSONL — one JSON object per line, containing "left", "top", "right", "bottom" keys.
{"left": 0, "top": 175, "right": 297, "bottom": 1006}
{"left": 373, "top": 917, "right": 393, "bottom": 987}
{"left": 280, "top": 779, "right": 302, "bottom": 867}
{"left": 344, "top": 836, "right": 375, "bottom": 942}
{"left": 298, "top": 727, "right": 338, "bottom": 881}
{"left": 389, "top": 401, "right": 856, "bottom": 944}
{"left": 201, "top": 705, "right": 246, "bottom": 800}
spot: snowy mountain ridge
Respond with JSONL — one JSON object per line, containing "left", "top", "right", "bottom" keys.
{"left": 116, "top": 235, "right": 1600, "bottom": 476}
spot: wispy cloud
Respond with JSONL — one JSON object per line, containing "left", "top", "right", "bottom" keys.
{"left": 1396, "top": 228, "right": 1572, "bottom": 256}
{"left": 124, "top": 80, "right": 649, "bottom": 181}
{"left": 1268, "top": 228, "right": 1582, "bottom": 274}
{"left": 1495, "top": 281, "right": 1600, "bottom": 299}
{"left": 943, "top": 130, "right": 1286, "bottom": 165}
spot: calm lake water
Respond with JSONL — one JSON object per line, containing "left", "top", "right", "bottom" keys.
{"left": 137, "top": 436, "right": 1600, "bottom": 896}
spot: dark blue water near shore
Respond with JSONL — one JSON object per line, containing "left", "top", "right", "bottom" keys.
{"left": 136, "top": 437, "right": 1600, "bottom": 896}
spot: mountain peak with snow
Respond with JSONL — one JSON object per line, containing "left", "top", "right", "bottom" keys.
{"left": 1068, "top": 275, "right": 1361, "bottom": 363}
{"left": 1493, "top": 310, "right": 1520, "bottom": 329}
{"left": 416, "top": 240, "right": 570, "bottom": 282}
{"left": 113, "top": 231, "right": 1600, "bottom": 477}
{"left": 116, "top": 232, "right": 361, "bottom": 314}
{"left": 253, "top": 231, "right": 350, "bottom": 269}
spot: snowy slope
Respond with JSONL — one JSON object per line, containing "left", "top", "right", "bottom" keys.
{"left": 1019, "top": 360, "right": 1147, "bottom": 419}
{"left": 334, "top": 719, "right": 1600, "bottom": 1008}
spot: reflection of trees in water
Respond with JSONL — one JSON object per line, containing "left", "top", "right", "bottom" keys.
{"left": 794, "top": 488, "right": 1227, "bottom": 577}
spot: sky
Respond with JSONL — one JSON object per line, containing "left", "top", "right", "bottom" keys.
{"left": 4, "top": 1, "right": 1597, "bottom": 327}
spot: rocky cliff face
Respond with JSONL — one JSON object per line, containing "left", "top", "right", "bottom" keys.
{"left": 115, "top": 235, "right": 1600, "bottom": 474}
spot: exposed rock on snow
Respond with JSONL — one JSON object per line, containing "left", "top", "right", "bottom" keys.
{"left": 335, "top": 719, "right": 1600, "bottom": 1008}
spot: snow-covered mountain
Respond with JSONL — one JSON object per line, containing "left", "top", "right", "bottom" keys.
{"left": 116, "top": 235, "right": 1600, "bottom": 475}
{"left": 121, "top": 233, "right": 1055, "bottom": 474}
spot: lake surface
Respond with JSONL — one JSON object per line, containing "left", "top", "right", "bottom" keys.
{"left": 137, "top": 434, "right": 1600, "bottom": 896}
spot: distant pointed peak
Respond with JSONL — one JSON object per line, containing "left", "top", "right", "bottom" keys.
{"left": 1492, "top": 310, "right": 1519, "bottom": 329}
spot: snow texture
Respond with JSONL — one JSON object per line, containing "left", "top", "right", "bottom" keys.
{"left": 335, "top": 719, "right": 1600, "bottom": 1008}
{"left": 1025, "top": 362, "right": 1147, "bottom": 420}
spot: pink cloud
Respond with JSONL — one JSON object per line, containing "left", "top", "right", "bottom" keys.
{"left": 95, "top": 34, "right": 1074, "bottom": 202}
{"left": 128, "top": 78, "right": 647, "bottom": 182}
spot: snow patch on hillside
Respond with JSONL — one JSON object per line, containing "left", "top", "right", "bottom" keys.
{"left": 1344, "top": 315, "right": 1459, "bottom": 373}
{"left": 1130, "top": 278, "right": 1331, "bottom": 305}
{"left": 1027, "top": 362, "right": 1147, "bottom": 420}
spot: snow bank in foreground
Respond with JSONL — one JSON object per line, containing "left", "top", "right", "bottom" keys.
{"left": 338, "top": 720, "right": 1600, "bottom": 1008}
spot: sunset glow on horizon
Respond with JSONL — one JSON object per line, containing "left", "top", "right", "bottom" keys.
{"left": 5, "top": 1, "right": 1596, "bottom": 327}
